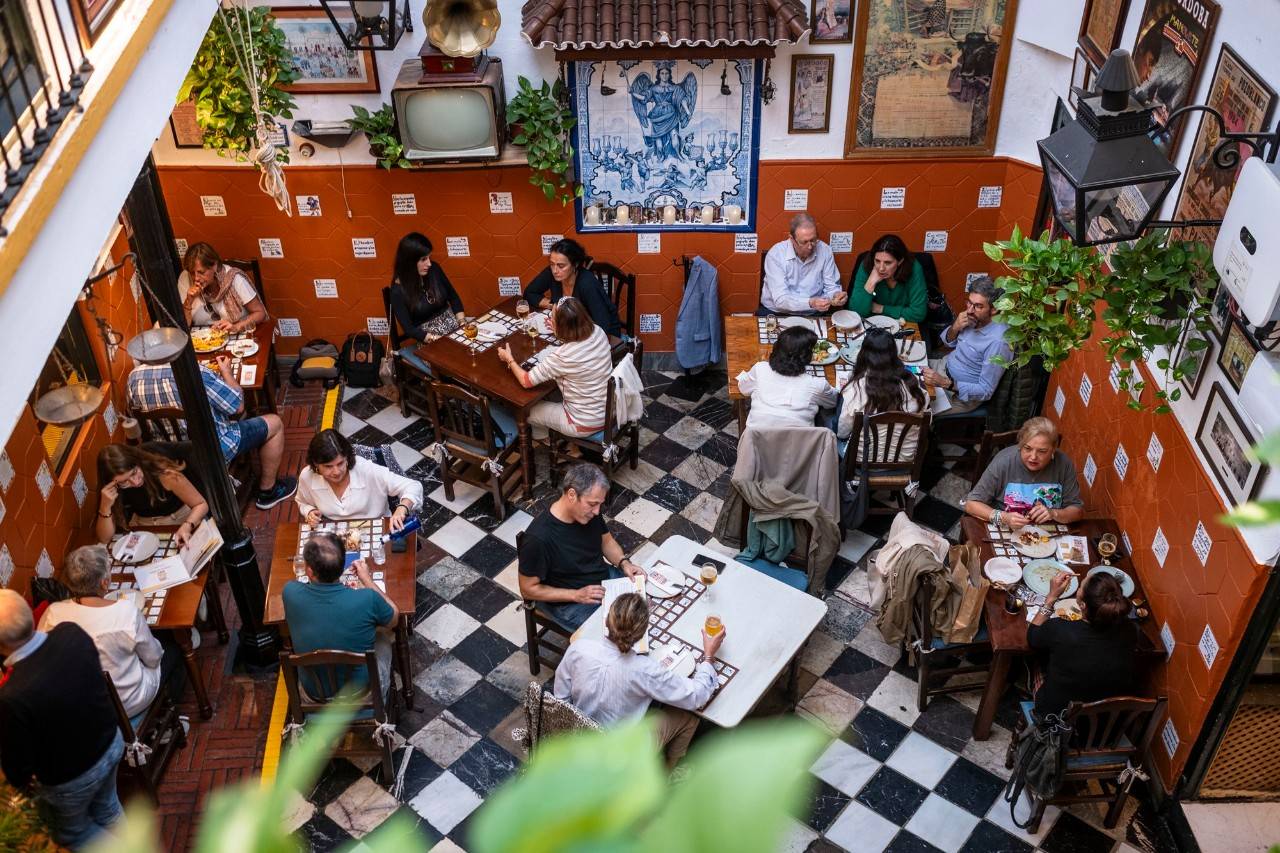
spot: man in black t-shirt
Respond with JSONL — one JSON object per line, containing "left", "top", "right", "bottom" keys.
{"left": 518, "top": 463, "right": 644, "bottom": 628}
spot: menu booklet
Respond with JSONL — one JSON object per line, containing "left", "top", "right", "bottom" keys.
{"left": 133, "top": 519, "right": 224, "bottom": 593}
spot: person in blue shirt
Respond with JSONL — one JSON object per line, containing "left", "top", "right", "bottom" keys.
{"left": 283, "top": 532, "right": 398, "bottom": 695}
{"left": 921, "top": 275, "right": 1012, "bottom": 414}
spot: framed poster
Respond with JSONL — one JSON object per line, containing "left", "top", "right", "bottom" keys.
{"left": 169, "top": 100, "right": 204, "bottom": 149}
{"left": 1208, "top": 284, "right": 1232, "bottom": 341}
{"left": 1170, "top": 46, "right": 1277, "bottom": 248}
{"left": 1129, "top": 0, "right": 1221, "bottom": 156}
{"left": 1196, "top": 383, "right": 1267, "bottom": 504}
{"left": 844, "top": 0, "right": 1019, "bottom": 158}
{"left": 69, "top": 0, "right": 123, "bottom": 48}
{"left": 570, "top": 59, "right": 761, "bottom": 233}
{"left": 1218, "top": 319, "right": 1258, "bottom": 392}
{"left": 1174, "top": 318, "right": 1213, "bottom": 399}
{"left": 1032, "top": 98, "right": 1073, "bottom": 239}
{"left": 811, "top": 0, "right": 852, "bottom": 43}
{"left": 1079, "top": 0, "right": 1133, "bottom": 67}
{"left": 1069, "top": 47, "right": 1098, "bottom": 110}
{"left": 271, "top": 8, "right": 380, "bottom": 94}
{"left": 790, "top": 55, "right": 835, "bottom": 133}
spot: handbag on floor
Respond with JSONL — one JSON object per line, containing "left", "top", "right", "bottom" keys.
{"left": 1004, "top": 712, "right": 1071, "bottom": 828}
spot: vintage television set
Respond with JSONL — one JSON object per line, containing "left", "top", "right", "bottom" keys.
{"left": 390, "top": 57, "right": 505, "bottom": 163}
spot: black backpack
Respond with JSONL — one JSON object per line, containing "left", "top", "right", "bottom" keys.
{"left": 289, "top": 338, "right": 341, "bottom": 389}
{"left": 340, "top": 331, "right": 384, "bottom": 388}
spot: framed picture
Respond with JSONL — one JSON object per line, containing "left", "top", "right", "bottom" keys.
{"left": 1170, "top": 45, "right": 1278, "bottom": 248}
{"left": 271, "top": 8, "right": 380, "bottom": 94}
{"left": 169, "top": 100, "right": 204, "bottom": 149}
{"left": 810, "top": 0, "right": 852, "bottom": 43}
{"left": 1174, "top": 319, "right": 1213, "bottom": 399}
{"left": 1032, "top": 98, "right": 1073, "bottom": 239}
{"left": 1196, "top": 383, "right": 1267, "bottom": 504}
{"left": 1217, "top": 319, "right": 1258, "bottom": 392}
{"left": 1069, "top": 48, "right": 1098, "bottom": 110}
{"left": 1078, "top": 0, "right": 1133, "bottom": 67}
{"left": 1129, "top": 0, "right": 1220, "bottom": 156}
{"left": 789, "top": 55, "right": 835, "bottom": 133}
{"left": 69, "top": 0, "right": 123, "bottom": 48}
{"left": 1208, "top": 285, "right": 1232, "bottom": 341}
{"left": 844, "top": 0, "right": 1019, "bottom": 158}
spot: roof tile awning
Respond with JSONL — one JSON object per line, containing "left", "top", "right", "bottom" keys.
{"left": 520, "top": 0, "right": 810, "bottom": 51}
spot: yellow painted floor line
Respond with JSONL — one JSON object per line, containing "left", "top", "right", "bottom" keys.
{"left": 320, "top": 385, "right": 340, "bottom": 430}
{"left": 260, "top": 671, "right": 289, "bottom": 787}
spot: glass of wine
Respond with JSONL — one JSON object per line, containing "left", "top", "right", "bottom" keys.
{"left": 1098, "top": 533, "right": 1118, "bottom": 565}
{"left": 765, "top": 314, "right": 779, "bottom": 334}
{"left": 699, "top": 562, "right": 718, "bottom": 604}
{"left": 463, "top": 317, "right": 478, "bottom": 363}
{"left": 526, "top": 319, "right": 540, "bottom": 352}
{"left": 515, "top": 299, "right": 530, "bottom": 321}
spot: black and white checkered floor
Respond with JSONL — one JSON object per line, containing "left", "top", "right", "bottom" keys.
{"left": 288, "top": 367, "right": 1170, "bottom": 853}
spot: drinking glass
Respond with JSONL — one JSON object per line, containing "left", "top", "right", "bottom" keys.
{"left": 463, "top": 317, "right": 478, "bottom": 364}
{"left": 526, "top": 319, "right": 540, "bottom": 352}
{"left": 704, "top": 615, "right": 723, "bottom": 637}
{"left": 372, "top": 542, "right": 386, "bottom": 565}
{"left": 515, "top": 299, "right": 530, "bottom": 321}
{"left": 1098, "top": 533, "right": 1118, "bottom": 565}
{"left": 699, "top": 563, "right": 718, "bottom": 605}
{"left": 292, "top": 555, "right": 308, "bottom": 583}
{"left": 765, "top": 314, "right": 778, "bottom": 334}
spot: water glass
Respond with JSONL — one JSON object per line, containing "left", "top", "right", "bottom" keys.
{"left": 292, "top": 555, "right": 308, "bottom": 582}
{"left": 765, "top": 314, "right": 778, "bottom": 333}
{"left": 372, "top": 543, "right": 386, "bottom": 565}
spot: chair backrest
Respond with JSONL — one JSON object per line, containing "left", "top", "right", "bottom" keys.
{"left": 381, "top": 286, "right": 406, "bottom": 351}
{"left": 427, "top": 381, "right": 498, "bottom": 460}
{"left": 976, "top": 429, "right": 1019, "bottom": 475}
{"left": 279, "top": 649, "right": 386, "bottom": 722}
{"left": 1062, "top": 695, "right": 1168, "bottom": 763}
{"left": 102, "top": 669, "right": 138, "bottom": 742}
{"left": 521, "top": 680, "right": 600, "bottom": 752}
{"left": 910, "top": 573, "right": 951, "bottom": 649}
{"left": 133, "top": 405, "right": 188, "bottom": 444}
{"left": 589, "top": 261, "right": 636, "bottom": 338}
{"left": 843, "top": 410, "right": 932, "bottom": 482}
{"left": 987, "top": 355, "right": 1050, "bottom": 432}
{"left": 223, "top": 257, "right": 265, "bottom": 303}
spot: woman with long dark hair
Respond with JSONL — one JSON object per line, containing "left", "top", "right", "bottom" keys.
{"left": 389, "top": 232, "right": 465, "bottom": 372}
{"left": 847, "top": 234, "right": 928, "bottom": 323}
{"left": 522, "top": 238, "right": 623, "bottom": 338}
{"left": 95, "top": 443, "right": 209, "bottom": 547}
{"left": 836, "top": 327, "right": 927, "bottom": 456}
{"left": 736, "top": 325, "right": 838, "bottom": 429}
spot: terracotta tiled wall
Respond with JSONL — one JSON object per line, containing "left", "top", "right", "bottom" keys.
{"left": 0, "top": 224, "right": 151, "bottom": 595}
{"left": 157, "top": 158, "right": 1024, "bottom": 355}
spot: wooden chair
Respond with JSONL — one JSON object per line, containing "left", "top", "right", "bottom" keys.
{"left": 224, "top": 257, "right": 279, "bottom": 401}
{"left": 843, "top": 411, "right": 932, "bottom": 517}
{"left": 975, "top": 429, "right": 1020, "bottom": 477}
{"left": 908, "top": 581, "right": 990, "bottom": 711}
{"left": 279, "top": 649, "right": 398, "bottom": 780}
{"left": 1006, "top": 695, "right": 1169, "bottom": 833}
{"left": 427, "top": 381, "right": 524, "bottom": 522}
{"left": 549, "top": 340, "right": 643, "bottom": 477}
{"left": 513, "top": 680, "right": 601, "bottom": 756}
{"left": 131, "top": 404, "right": 258, "bottom": 516}
{"left": 103, "top": 670, "right": 187, "bottom": 803}
{"left": 515, "top": 531, "right": 573, "bottom": 676}
{"left": 589, "top": 261, "right": 637, "bottom": 340}
{"left": 381, "top": 286, "right": 432, "bottom": 419}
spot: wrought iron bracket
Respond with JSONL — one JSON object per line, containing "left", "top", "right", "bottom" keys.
{"left": 1162, "top": 104, "right": 1280, "bottom": 169}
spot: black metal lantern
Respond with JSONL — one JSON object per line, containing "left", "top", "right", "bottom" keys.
{"left": 319, "top": 0, "right": 413, "bottom": 51}
{"left": 1038, "top": 49, "right": 1180, "bottom": 247}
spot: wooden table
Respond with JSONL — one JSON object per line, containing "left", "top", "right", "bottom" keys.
{"left": 265, "top": 520, "right": 417, "bottom": 707}
{"left": 196, "top": 323, "right": 278, "bottom": 414}
{"left": 577, "top": 535, "right": 828, "bottom": 728}
{"left": 414, "top": 296, "right": 553, "bottom": 496}
{"left": 961, "top": 516, "right": 1163, "bottom": 740}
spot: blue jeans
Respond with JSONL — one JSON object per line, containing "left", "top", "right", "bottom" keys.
{"left": 537, "top": 566, "right": 623, "bottom": 629}
{"left": 235, "top": 415, "right": 271, "bottom": 460}
{"left": 35, "top": 731, "right": 124, "bottom": 849}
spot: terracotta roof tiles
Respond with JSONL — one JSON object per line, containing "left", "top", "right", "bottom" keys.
{"left": 521, "top": 0, "right": 809, "bottom": 50}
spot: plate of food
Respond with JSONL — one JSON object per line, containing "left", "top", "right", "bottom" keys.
{"left": 1012, "top": 525, "right": 1056, "bottom": 558}
{"left": 811, "top": 339, "right": 840, "bottom": 365}
{"left": 106, "top": 588, "right": 147, "bottom": 612}
{"left": 111, "top": 531, "right": 160, "bottom": 564}
{"left": 645, "top": 562, "right": 686, "bottom": 599}
{"left": 898, "top": 339, "right": 927, "bottom": 363}
{"left": 863, "top": 315, "right": 901, "bottom": 333}
{"left": 191, "top": 328, "right": 227, "bottom": 353}
{"left": 1023, "top": 559, "right": 1079, "bottom": 597}
{"left": 831, "top": 310, "right": 862, "bottom": 332}
{"left": 1086, "top": 565, "right": 1135, "bottom": 597}
{"left": 983, "top": 556, "right": 1022, "bottom": 586}
{"left": 226, "top": 339, "right": 259, "bottom": 358}
{"left": 1053, "top": 598, "right": 1084, "bottom": 621}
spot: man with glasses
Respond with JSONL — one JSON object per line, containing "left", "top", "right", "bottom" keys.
{"left": 760, "top": 212, "right": 847, "bottom": 315}
{"left": 921, "top": 275, "right": 1012, "bottom": 414}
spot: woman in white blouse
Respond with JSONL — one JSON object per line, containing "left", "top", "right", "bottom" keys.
{"left": 295, "top": 430, "right": 423, "bottom": 530}
{"left": 737, "top": 325, "right": 838, "bottom": 429}
{"left": 836, "top": 327, "right": 927, "bottom": 459}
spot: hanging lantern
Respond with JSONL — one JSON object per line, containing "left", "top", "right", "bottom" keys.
{"left": 32, "top": 349, "right": 104, "bottom": 426}
{"left": 319, "top": 0, "right": 413, "bottom": 51}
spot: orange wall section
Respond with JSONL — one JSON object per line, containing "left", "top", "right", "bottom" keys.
{"left": 157, "top": 158, "right": 1028, "bottom": 355}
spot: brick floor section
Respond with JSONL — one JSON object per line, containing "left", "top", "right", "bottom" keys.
{"left": 142, "top": 380, "right": 327, "bottom": 851}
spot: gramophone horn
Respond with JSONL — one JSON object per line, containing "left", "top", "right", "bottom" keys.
{"left": 424, "top": 0, "right": 500, "bottom": 58}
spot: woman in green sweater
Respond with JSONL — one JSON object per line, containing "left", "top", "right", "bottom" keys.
{"left": 847, "top": 234, "right": 928, "bottom": 323}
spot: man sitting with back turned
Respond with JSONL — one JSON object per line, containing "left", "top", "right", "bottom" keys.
{"left": 0, "top": 590, "right": 124, "bottom": 849}
{"left": 283, "top": 532, "right": 399, "bottom": 694}
{"left": 921, "top": 275, "right": 1012, "bottom": 414}
{"left": 760, "top": 212, "right": 848, "bottom": 315}
{"left": 518, "top": 462, "right": 644, "bottom": 629}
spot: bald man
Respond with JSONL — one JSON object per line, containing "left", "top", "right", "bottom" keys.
{"left": 760, "top": 212, "right": 847, "bottom": 315}
{"left": 0, "top": 590, "right": 124, "bottom": 848}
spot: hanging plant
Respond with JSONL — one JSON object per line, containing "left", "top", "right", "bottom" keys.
{"left": 178, "top": 6, "right": 298, "bottom": 164}
{"left": 506, "top": 76, "right": 580, "bottom": 205}
{"left": 983, "top": 225, "right": 1105, "bottom": 372}
{"left": 347, "top": 104, "right": 411, "bottom": 170}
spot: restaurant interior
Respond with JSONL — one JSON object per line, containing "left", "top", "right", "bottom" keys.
{"left": 1, "top": 0, "right": 1280, "bottom": 850}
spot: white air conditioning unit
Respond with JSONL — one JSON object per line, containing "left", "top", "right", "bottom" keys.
{"left": 1215, "top": 157, "right": 1280, "bottom": 323}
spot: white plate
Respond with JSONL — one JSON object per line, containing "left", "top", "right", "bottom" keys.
{"left": 652, "top": 643, "right": 696, "bottom": 678}
{"left": 811, "top": 342, "right": 840, "bottom": 365}
{"left": 112, "top": 531, "right": 160, "bottom": 564}
{"left": 107, "top": 588, "right": 147, "bottom": 612}
{"left": 1086, "top": 565, "right": 1135, "bottom": 597}
{"left": 1012, "top": 525, "right": 1056, "bottom": 558}
{"left": 831, "top": 310, "right": 862, "bottom": 331}
{"left": 898, "top": 339, "right": 927, "bottom": 363}
{"left": 1023, "top": 559, "right": 1079, "bottom": 597}
{"left": 863, "top": 315, "right": 901, "bottom": 333}
{"left": 477, "top": 321, "right": 508, "bottom": 339}
{"left": 646, "top": 562, "right": 686, "bottom": 598}
{"left": 226, "top": 339, "right": 259, "bottom": 358}
{"left": 1053, "top": 598, "right": 1084, "bottom": 621}
{"left": 983, "top": 557, "right": 1022, "bottom": 585}
{"left": 778, "top": 316, "right": 816, "bottom": 330}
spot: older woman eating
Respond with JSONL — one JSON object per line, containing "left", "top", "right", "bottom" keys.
{"left": 963, "top": 416, "right": 1083, "bottom": 529}
{"left": 177, "top": 242, "right": 268, "bottom": 333}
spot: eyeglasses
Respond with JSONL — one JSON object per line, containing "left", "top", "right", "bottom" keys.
{"left": 965, "top": 300, "right": 989, "bottom": 311}
{"left": 792, "top": 237, "right": 818, "bottom": 247}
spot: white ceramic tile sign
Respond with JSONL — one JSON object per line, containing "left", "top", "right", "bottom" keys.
{"left": 313, "top": 279, "right": 338, "bottom": 298}
{"left": 200, "top": 195, "right": 226, "bottom": 217}
{"left": 637, "top": 233, "right": 661, "bottom": 254}
{"left": 1152, "top": 526, "right": 1169, "bottom": 568}
{"left": 277, "top": 318, "right": 302, "bottom": 337}
{"left": 103, "top": 401, "right": 118, "bottom": 436}
{"left": 734, "top": 233, "right": 758, "bottom": 253}
{"left": 445, "top": 236, "right": 470, "bottom": 258}
{"left": 0, "top": 451, "right": 14, "bottom": 493}
{"left": 783, "top": 189, "right": 808, "bottom": 210}
{"left": 1192, "top": 521, "right": 1212, "bottom": 566}
{"left": 35, "top": 549, "right": 53, "bottom": 579}
{"left": 391, "top": 193, "right": 417, "bottom": 215}
{"left": 1122, "top": 531, "right": 1133, "bottom": 556}
{"left": 880, "top": 187, "right": 906, "bottom": 209}
{"left": 1113, "top": 443, "right": 1129, "bottom": 481}
{"left": 296, "top": 195, "right": 322, "bottom": 217}
{"left": 1083, "top": 453, "right": 1097, "bottom": 487}
{"left": 488, "top": 191, "right": 513, "bottom": 214}
{"left": 352, "top": 238, "right": 377, "bottom": 259}
{"left": 0, "top": 494, "right": 5, "bottom": 525}
{"left": 1199, "top": 624, "right": 1219, "bottom": 669}
{"left": 129, "top": 272, "right": 141, "bottom": 303}
{"left": 0, "top": 545, "right": 12, "bottom": 588}
{"left": 1147, "top": 433, "right": 1163, "bottom": 473}
{"left": 175, "top": 238, "right": 189, "bottom": 258}
{"left": 366, "top": 317, "right": 389, "bottom": 336}
{"left": 1162, "top": 719, "right": 1179, "bottom": 758}
{"left": 498, "top": 277, "right": 522, "bottom": 297}
{"left": 1054, "top": 386, "right": 1066, "bottom": 416}
{"left": 965, "top": 272, "right": 985, "bottom": 290}
{"left": 540, "top": 234, "right": 564, "bottom": 255}
{"left": 258, "top": 238, "right": 284, "bottom": 259}
{"left": 977, "top": 186, "right": 1003, "bottom": 208}
{"left": 829, "top": 232, "right": 853, "bottom": 253}
{"left": 1079, "top": 373, "right": 1093, "bottom": 406}
{"left": 1108, "top": 360, "right": 1123, "bottom": 393}
{"left": 639, "top": 313, "right": 662, "bottom": 333}
{"left": 72, "top": 470, "right": 87, "bottom": 508}
{"left": 1161, "top": 622, "right": 1175, "bottom": 659}
{"left": 924, "top": 230, "right": 948, "bottom": 252}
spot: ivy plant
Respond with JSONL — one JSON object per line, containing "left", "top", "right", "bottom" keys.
{"left": 347, "top": 103, "right": 411, "bottom": 170}
{"left": 506, "top": 76, "right": 581, "bottom": 205}
{"left": 983, "top": 225, "right": 1106, "bottom": 372}
{"left": 178, "top": 7, "right": 298, "bottom": 164}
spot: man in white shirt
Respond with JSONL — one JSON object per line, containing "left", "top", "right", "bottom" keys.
{"left": 760, "top": 213, "right": 848, "bottom": 315}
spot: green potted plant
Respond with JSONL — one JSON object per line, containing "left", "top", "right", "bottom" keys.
{"left": 506, "top": 76, "right": 581, "bottom": 205}
{"left": 347, "top": 103, "right": 411, "bottom": 170}
{"left": 178, "top": 6, "right": 298, "bottom": 164}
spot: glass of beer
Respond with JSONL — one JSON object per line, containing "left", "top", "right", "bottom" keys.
{"left": 704, "top": 615, "right": 723, "bottom": 637}
{"left": 515, "top": 299, "right": 530, "bottom": 321}
{"left": 463, "top": 318, "right": 478, "bottom": 340}
{"left": 699, "top": 562, "right": 718, "bottom": 604}
{"left": 1097, "top": 533, "right": 1118, "bottom": 565}
{"left": 765, "top": 314, "right": 778, "bottom": 334}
